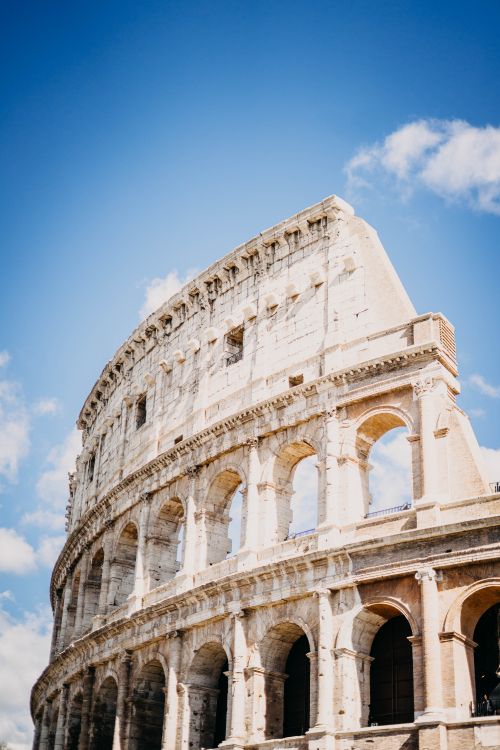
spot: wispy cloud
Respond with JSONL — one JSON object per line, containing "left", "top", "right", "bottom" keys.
{"left": 0, "top": 351, "right": 11, "bottom": 368}
{"left": 33, "top": 397, "right": 60, "bottom": 416}
{"left": 345, "top": 119, "right": 500, "bottom": 215}
{"left": 469, "top": 373, "right": 500, "bottom": 399}
{"left": 139, "top": 268, "right": 198, "bottom": 319}
{"left": 0, "top": 603, "right": 52, "bottom": 749}
{"left": 0, "top": 371, "right": 30, "bottom": 487}
{"left": 480, "top": 446, "right": 500, "bottom": 484}
{"left": 0, "top": 528, "right": 37, "bottom": 574}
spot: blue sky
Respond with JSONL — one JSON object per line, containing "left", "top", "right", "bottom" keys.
{"left": 1, "top": 1, "right": 500, "bottom": 746}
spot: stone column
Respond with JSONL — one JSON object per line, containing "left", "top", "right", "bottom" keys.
{"left": 58, "top": 570, "right": 73, "bottom": 650}
{"left": 54, "top": 683, "right": 69, "bottom": 750}
{"left": 78, "top": 666, "right": 95, "bottom": 750}
{"left": 177, "top": 683, "right": 190, "bottom": 750}
{"left": 97, "top": 522, "right": 114, "bottom": 616}
{"left": 415, "top": 568, "right": 444, "bottom": 718}
{"left": 314, "top": 589, "right": 334, "bottom": 730}
{"left": 225, "top": 607, "right": 247, "bottom": 743}
{"left": 240, "top": 438, "right": 260, "bottom": 552}
{"left": 133, "top": 492, "right": 152, "bottom": 599}
{"left": 38, "top": 700, "right": 52, "bottom": 750}
{"left": 162, "top": 632, "right": 182, "bottom": 750}
{"left": 74, "top": 548, "right": 90, "bottom": 639}
{"left": 112, "top": 651, "right": 132, "bottom": 750}
{"left": 413, "top": 377, "right": 440, "bottom": 518}
{"left": 49, "top": 589, "right": 63, "bottom": 660}
{"left": 320, "top": 411, "right": 341, "bottom": 529}
{"left": 181, "top": 466, "right": 199, "bottom": 575}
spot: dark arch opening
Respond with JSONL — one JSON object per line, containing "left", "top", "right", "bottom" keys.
{"left": 130, "top": 660, "right": 165, "bottom": 750}
{"left": 213, "top": 659, "right": 229, "bottom": 747}
{"left": 283, "top": 634, "right": 310, "bottom": 737}
{"left": 369, "top": 615, "right": 414, "bottom": 725}
{"left": 474, "top": 603, "right": 500, "bottom": 714}
{"left": 187, "top": 644, "right": 229, "bottom": 749}
{"left": 67, "top": 693, "right": 83, "bottom": 750}
{"left": 90, "top": 677, "right": 118, "bottom": 750}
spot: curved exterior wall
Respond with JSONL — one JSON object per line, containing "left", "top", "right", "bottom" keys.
{"left": 32, "top": 195, "right": 500, "bottom": 750}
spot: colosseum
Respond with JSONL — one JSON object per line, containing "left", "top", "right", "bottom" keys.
{"left": 32, "top": 195, "right": 500, "bottom": 750}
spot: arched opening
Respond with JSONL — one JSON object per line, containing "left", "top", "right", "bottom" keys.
{"left": 473, "top": 603, "right": 500, "bottom": 715}
{"left": 67, "top": 692, "right": 83, "bottom": 750}
{"left": 369, "top": 615, "right": 414, "bottom": 725}
{"left": 83, "top": 549, "right": 104, "bottom": 630}
{"left": 129, "top": 660, "right": 166, "bottom": 750}
{"left": 259, "top": 623, "right": 311, "bottom": 739}
{"left": 272, "top": 442, "right": 317, "bottom": 543}
{"left": 110, "top": 523, "right": 138, "bottom": 606}
{"left": 90, "top": 676, "right": 118, "bottom": 750}
{"left": 356, "top": 414, "right": 412, "bottom": 518}
{"left": 205, "top": 471, "right": 242, "bottom": 565}
{"left": 149, "top": 497, "right": 185, "bottom": 587}
{"left": 187, "top": 642, "right": 229, "bottom": 749}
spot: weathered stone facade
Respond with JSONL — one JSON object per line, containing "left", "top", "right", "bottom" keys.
{"left": 32, "top": 195, "right": 500, "bottom": 750}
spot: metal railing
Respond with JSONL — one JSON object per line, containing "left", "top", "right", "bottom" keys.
{"left": 365, "top": 502, "right": 412, "bottom": 519}
{"left": 226, "top": 350, "right": 243, "bottom": 366}
{"left": 490, "top": 481, "right": 500, "bottom": 494}
{"left": 470, "top": 698, "right": 500, "bottom": 717}
{"left": 286, "top": 528, "right": 315, "bottom": 540}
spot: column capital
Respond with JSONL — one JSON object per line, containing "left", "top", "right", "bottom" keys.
{"left": 140, "top": 490, "right": 153, "bottom": 504}
{"left": 186, "top": 464, "right": 200, "bottom": 479}
{"left": 244, "top": 436, "right": 260, "bottom": 449}
{"left": 412, "top": 375, "right": 436, "bottom": 398}
{"left": 120, "top": 649, "right": 133, "bottom": 664}
{"left": 323, "top": 407, "right": 338, "bottom": 419}
{"left": 227, "top": 601, "right": 245, "bottom": 618}
{"left": 167, "top": 629, "right": 184, "bottom": 640}
{"left": 415, "top": 567, "right": 442, "bottom": 583}
{"left": 314, "top": 586, "right": 331, "bottom": 598}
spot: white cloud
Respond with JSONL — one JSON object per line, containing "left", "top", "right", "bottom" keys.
{"left": 139, "top": 268, "right": 198, "bottom": 319}
{"left": 36, "top": 428, "right": 81, "bottom": 511}
{"left": 480, "top": 446, "right": 500, "bottom": 485}
{"left": 33, "top": 398, "right": 60, "bottom": 416}
{"left": 0, "top": 379, "right": 30, "bottom": 487}
{"left": 469, "top": 373, "right": 500, "bottom": 399}
{"left": 0, "top": 604, "right": 52, "bottom": 750}
{"left": 369, "top": 429, "right": 412, "bottom": 512}
{"left": 22, "top": 509, "right": 65, "bottom": 532}
{"left": 37, "top": 535, "right": 66, "bottom": 568}
{"left": 0, "top": 351, "right": 11, "bottom": 368}
{"left": 345, "top": 119, "right": 500, "bottom": 214}
{"left": 469, "top": 408, "right": 486, "bottom": 418}
{"left": 0, "top": 528, "right": 37, "bottom": 574}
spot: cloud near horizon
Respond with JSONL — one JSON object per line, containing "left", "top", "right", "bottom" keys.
{"left": 345, "top": 119, "right": 500, "bottom": 215}
{"left": 140, "top": 268, "right": 198, "bottom": 320}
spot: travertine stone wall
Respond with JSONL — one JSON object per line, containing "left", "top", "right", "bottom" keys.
{"left": 32, "top": 196, "right": 500, "bottom": 750}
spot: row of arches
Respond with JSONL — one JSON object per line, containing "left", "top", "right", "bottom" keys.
{"left": 39, "top": 599, "right": 500, "bottom": 749}
{"left": 56, "top": 412, "right": 416, "bottom": 651}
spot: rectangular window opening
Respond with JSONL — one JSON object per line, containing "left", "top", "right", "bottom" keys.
{"left": 135, "top": 395, "right": 147, "bottom": 429}
{"left": 289, "top": 374, "right": 304, "bottom": 388}
{"left": 174, "top": 434, "right": 183, "bottom": 445}
{"left": 225, "top": 325, "right": 244, "bottom": 366}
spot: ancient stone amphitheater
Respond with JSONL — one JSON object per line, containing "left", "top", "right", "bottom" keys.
{"left": 32, "top": 195, "right": 500, "bottom": 750}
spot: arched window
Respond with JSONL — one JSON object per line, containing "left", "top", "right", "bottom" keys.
{"left": 90, "top": 677, "right": 118, "bottom": 750}
{"left": 270, "top": 443, "right": 318, "bottom": 543}
{"left": 473, "top": 603, "right": 500, "bottom": 715}
{"left": 205, "top": 471, "right": 242, "bottom": 566}
{"left": 187, "top": 642, "right": 229, "bottom": 748}
{"left": 356, "top": 414, "right": 412, "bottom": 519}
{"left": 129, "top": 660, "right": 166, "bottom": 750}
{"left": 369, "top": 615, "right": 414, "bottom": 725}
{"left": 111, "top": 523, "right": 138, "bottom": 606}
{"left": 67, "top": 692, "right": 83, "bottom": 750}
{"left": 65, "top": 571, "right": 80, "bottom": 645}
{"left": 83, "top": 549, "right": 104, "bottom": 630}
{"left": 149, "top": 498, "right": 184, "bottom": 586}
{"left": 259, "top": 623, "right": 311, "bottom": 739}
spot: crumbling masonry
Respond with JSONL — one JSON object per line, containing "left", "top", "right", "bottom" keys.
{"left": 32, "top": 195, "right": 500, "bottom": 750}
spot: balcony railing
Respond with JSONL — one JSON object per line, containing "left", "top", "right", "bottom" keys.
{"left": 286, "top": 528, "right": 315, "bottom": 540}
{"left": 490, "top": 481, "right": 500, "bottom": 494}
{"left": 226, "top": 350, "right": 243, "bottom": 366}
{"left": 365, "top": 503, "right": 412, "bottom": 519}
{"left": 470, "top": 698, "right": 500, "bottom": 717}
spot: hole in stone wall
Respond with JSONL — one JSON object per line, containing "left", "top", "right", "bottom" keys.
{"left": 288, "top": 455, "right": 318, "bottom": 538}
{"left": 368, "top": 426, "right": 412, "bottom": 515}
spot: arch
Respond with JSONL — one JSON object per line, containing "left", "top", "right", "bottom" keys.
{"left": 336, "top": 601, "right": 416, "bottom": 729}
{"left": 83, "top": 548, "right": 104, "bottom": 630}
{"left": 110, "top": 522, "right": 138, "bottom": 606}
{"left": 266, "top": 441, "right": 319, "bottom": 544}
{"left": 187, "top": 641, "right": 229, "bottom": 749}
{"left": 204, "top": 470, "right": 244, "bottom": 565}
{"left": 67, "top": 691, "right": 83, "bottom": 750}
{"left": 443, "top": 578, "right": 500, "bottom": 639}
{"left": 89, "top": 676, "right": 118, "bottom": 750}
{"left": 369, "top": 615, "right": 414, "bottom": 725}
{"left": 473, "top": 603, "right": 500, "bottom": 713}
{"left": 257, "top": 622, "right": 312, "bottom": 739}
{"left": 129, "top": 659, "right": 166, "bottom": 750}
{"left": 148, "top": 497, "right": 185, "bottom": 587}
